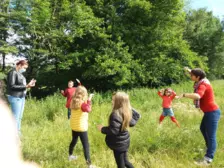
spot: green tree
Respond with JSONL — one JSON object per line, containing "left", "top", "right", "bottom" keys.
{"left": 86, "top": 0, "right": 205, "bottom": 86}
{"left": 2, "top": 0, "right": 210, "bottom": 96}
{"left": 184, "top": 9, "right": 224, "bottom": 78}
{"left": 17, "top": 0, "right": 108, "bottom": 93}
{"left": 0, "top": 0, "right": 18, "bottom": 71}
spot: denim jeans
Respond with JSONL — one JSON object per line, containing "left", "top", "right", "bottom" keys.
{"left": 162, "top": 108, "right": 174, "bottom": 117}
{"left": 7, "top": 95, "right": 25, "bottom": 134}
{"left": 200, "top": 109, "right": 221, "bottom": 159}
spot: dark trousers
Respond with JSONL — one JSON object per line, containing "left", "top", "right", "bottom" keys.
{"left": 67, "top": 108, "right": 71, "bottom": 119}
{"left": 69, "top": 131, "right": 91, "bottom": 164}
{"left": 113, "top": 150, "right": 134, "bottom": 168}
{"left": 200, "top": 109, "right": 221, "bottom": 159}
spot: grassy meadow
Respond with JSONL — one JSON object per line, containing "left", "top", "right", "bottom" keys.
{"left": 21, "top": 81, "right": 224, "bottom": 168}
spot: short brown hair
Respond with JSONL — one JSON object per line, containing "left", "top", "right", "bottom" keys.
{"left": 16, "top": 60, "right": 28, "bottom": 66}
{"left": 191, "top": 68, "right": 206, "bottom": 80}
{"left": 164, "top": 88, "right": 172, "bottom": 96}
{"left": 68, "top": 80, "right": 74, "bottom": 83}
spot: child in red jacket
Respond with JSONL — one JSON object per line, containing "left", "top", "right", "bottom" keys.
{"left": 61, "top": 80, "right": 81, "bottom": 119}
{"left": 158, "top": 88, "right": 180, "bottom": 127}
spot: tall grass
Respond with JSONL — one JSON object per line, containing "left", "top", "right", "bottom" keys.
{"left": 22, "top": 81, "right": 224, "bottom": 168}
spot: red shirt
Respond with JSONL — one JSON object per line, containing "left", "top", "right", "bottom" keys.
{"left": 62, "top": 87, "right": 76, "bottom": 108}
{"left": 196, "top": 83, "right": 219, "bottom": 112}
{"left": 158, "top": 91, "right": 176, "bottom": 108}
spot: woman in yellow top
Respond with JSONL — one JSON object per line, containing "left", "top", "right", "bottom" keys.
{"left": 68, "top": 86, "right": 96, "bottom": 168}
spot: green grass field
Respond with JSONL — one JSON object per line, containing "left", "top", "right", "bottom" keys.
{"left": 21, "top": 81, "right": 224, "bottom": 168}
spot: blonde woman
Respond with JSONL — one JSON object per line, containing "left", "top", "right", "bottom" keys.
{"left": 97, "top": 92, "right": 140, "bottom": 168}
{"left": 68, "top": 86, "right": 96, "bottom": 168}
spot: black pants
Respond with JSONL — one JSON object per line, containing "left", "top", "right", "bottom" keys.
{"left": 113, "top": 150, "right": 134, "bottom": 168}
{"left": 69, "top": 131, "right": 91, "bottom": 164}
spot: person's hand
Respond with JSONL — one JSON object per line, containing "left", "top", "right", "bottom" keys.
{"left": 76, "top": 79, "right": 81, "bottom": 85}
{"left": 27, "top": 79, "right": 36, "bottom": 88}
{"left": 61, "top": 90, "right": 64, "bottom": 94}
{"left": 97, "top": 125, "right": 103, "bottom": 131}
{"left": 159, "top": 89, "right": 164, "bottom": 92}
{"left": 28, "top": 83, "right": 35, "bottom": 87}
{"left": 30, "top": 79, "right": 36, "bottom": 86}
{"left": 184, "top": 67, "right": 191, "bottom": 73}
{"left": 88, "top": 94, "right": 94, "bottom": 101}
{"left": 176, "top": 94, "right": 184, "bottom": 99}
{"left": 32, "top": 79, "right": 37, "bottom": 84}
{"left": 159, "top": 89, "right": 164, "bottom": 94}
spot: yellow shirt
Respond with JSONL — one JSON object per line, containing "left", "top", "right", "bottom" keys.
{"left": 70, "top": 108, "right": 89, "bottom": 132}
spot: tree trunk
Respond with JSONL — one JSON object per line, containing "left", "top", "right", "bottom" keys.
{"left": 2, "top": 53, "right": 6, "bottom": 72}
{"left": 2, "top": 28, "right": 7, "bottom": 72}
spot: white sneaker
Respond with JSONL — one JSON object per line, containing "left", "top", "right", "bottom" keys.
{"left": 68, "top": 155, "right": 78, "bottom": 161}
{"left": 194, "top": 156, "right": 212, "bottom": 166}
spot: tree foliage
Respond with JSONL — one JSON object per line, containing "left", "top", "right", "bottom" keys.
{"left": 0, "top": 0, "right": 19, "bottom": 71}
{"left": 184, "top": 9, "right": 224, "bottom": 78}
{"left": 2, "top": 0, "right": 223, "bottom": 96}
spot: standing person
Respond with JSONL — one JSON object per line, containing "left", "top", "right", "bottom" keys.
{"left": 97, "top": 92, "right": 140, "bottom": 168}
{"left": 181, "top": 67, "right": 221, "bottom": 166}
{"left": 158, "top": 88, "right": 180, "bottom": 127}
{"left": 7, "top": 60, "right": 36, "bottom": 135}
{"left": 68, "top": 86, "right": 96, "bottom": 168}
{"left": 61, "top": 80, "right": 81, "bottom": 119}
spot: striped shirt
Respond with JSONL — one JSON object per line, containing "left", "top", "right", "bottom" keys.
{"left": 70, "top": 100, "right": 91, "bottom": 132}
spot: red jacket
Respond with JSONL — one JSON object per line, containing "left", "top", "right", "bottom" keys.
{"left": 61, "top": 87, "right": 76, "bottom": 108}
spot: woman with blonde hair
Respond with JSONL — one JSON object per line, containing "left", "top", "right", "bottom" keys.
{"left": 68, "top": 86, "right": 96, "bottom": 168}
{"left": 97, "top": 92, "right": 140, "bottom": 168}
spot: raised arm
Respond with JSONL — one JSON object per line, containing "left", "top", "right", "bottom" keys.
{"left": 184, "top": 67, "right": 191, "bottom": 73}
{"left": 158, "top": 89, "right": 164, "bottom": 98}
{"left": 76, "top": 79, "right": 82, "bottom": 86}
{"left": 81, "top": 100, "right": 92, "bottom": 113}
{"left": 184, "top": 67, "right": 192, "bottom": 78}
{"left": 171, "top": 91, "right": 177, "bottom": 100}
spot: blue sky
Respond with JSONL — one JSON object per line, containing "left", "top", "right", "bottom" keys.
{"left": 191, "top": 0, "right": 224, "bottom": 19}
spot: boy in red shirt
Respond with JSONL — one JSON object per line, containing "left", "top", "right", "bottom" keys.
{"left": 158, "top": 88, "right": 180, "bottom": 127}
{"left": 61, "top": 80, "right": 81, "bottom": 119}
